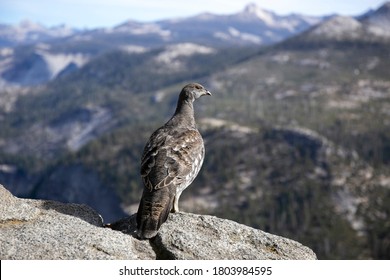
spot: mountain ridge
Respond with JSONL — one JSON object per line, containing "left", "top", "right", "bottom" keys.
{"left": 0, "top": 3, "right": 325, "bottom": 86}
{"left": 2, "top": 2, "right": 388, "bottom": 86}
{"left": 292, "top": 2, "right": 390, "bottom": 43}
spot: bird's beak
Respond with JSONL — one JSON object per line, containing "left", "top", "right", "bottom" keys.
{"left": 205, "top": 90, "right": 212, "bottom": 96}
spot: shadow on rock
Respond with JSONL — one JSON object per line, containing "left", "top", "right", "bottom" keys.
{"left": 41, "top": 200, "right": 104, "bottom": 227}
{"left": 105, "top": 213, "right": 138, "bottom": 238}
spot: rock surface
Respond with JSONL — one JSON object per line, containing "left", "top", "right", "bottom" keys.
{"left": 0, "top": 185, "right": 316, "bottom": 260}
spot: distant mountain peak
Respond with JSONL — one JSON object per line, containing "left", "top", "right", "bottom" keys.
{"left": 315, "top": 16, "right": 361, "bottom": 34}
{"left": 303, "top": 15, "right": 365, "bottom": 41}
{"left": 301, "top": 2, "right": 390, "bottom": 44}
{"left": 240, "top": 3, "right": 275, "bottom": 24}
{"left": 0, "top": 20, "right": 77, "bottom": 48}
{"left": 18, "top": 20, "right": 44, "bottom": 30}
{"left": 360, "top": 1, "right": 390, "bottom": 30}
{"left": 381, "top": 1, "right": 390, "bottom": 9}
{"left": 243, "top": 2, "right": 266, "bottom": 13}
{"left": 16, "top": 20, "right": 74, "bottom": 33}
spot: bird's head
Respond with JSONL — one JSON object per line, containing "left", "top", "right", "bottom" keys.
{"left": 180, "top": 83, "right": 211, "bottom": 102}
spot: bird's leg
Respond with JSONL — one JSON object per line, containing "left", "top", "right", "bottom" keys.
{"left": 172, "top": 192, "right": 181, "bottom": 213}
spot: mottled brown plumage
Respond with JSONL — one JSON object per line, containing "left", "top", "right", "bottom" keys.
{"left": 136, "top": 83, "right": 211, "bottom": 239}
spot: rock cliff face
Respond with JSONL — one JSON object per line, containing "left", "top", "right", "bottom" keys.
{"left": 0, "top": 185, "right": 316, "bottom": 260}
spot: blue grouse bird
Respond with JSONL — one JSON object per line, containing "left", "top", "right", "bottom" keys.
{"left": 136, "top": 83, "right": 211, "bottom": 239}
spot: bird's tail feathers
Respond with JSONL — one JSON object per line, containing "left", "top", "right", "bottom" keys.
{"left": 136, "top": 187, "right": 175, "bottom": 239}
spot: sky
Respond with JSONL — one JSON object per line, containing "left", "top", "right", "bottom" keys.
{"left": 0, "top": 0, "right": 387, "bottom": 28}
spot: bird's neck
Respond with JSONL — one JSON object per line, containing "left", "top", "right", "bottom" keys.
{"left": 170, "top": 99, "right": 196, "bottom": 128}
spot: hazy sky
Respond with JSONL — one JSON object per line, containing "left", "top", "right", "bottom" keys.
{"left": 0, "top": 0, "right": 387, "bottom": 28}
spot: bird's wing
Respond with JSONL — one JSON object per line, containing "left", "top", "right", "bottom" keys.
{"left": 141, "top": 128, "right": 204, "bottom": 192}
